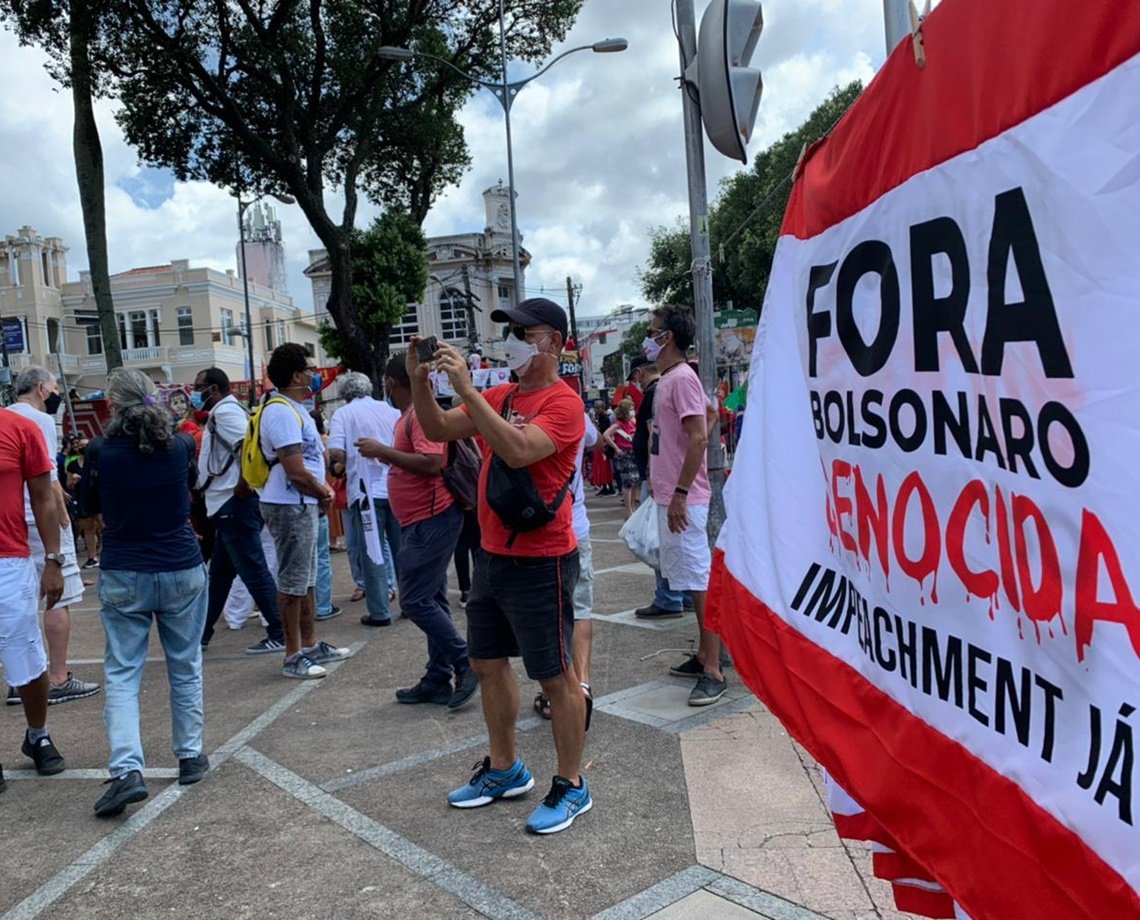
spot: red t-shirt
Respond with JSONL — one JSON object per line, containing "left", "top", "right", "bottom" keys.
{"left": 475, "top": 382, "right": 585, "bottom": 557}
{"left": 0, "top": 411, "right": 52, "bottom": 558}
{"left": 387, "top": 408, "right": 453, "bottom": 527}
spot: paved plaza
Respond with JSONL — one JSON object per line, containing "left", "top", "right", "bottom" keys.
{"left": 1, "top": 493, "right": 917, "bottom": 920}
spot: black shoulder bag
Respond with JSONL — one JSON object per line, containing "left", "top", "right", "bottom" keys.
{"left": 484, "top": 387, "right": 574, "bottom": 548}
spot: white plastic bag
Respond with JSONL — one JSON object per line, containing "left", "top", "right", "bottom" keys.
{"left": 619, "top": 498, "right": 660, "bottom": 568}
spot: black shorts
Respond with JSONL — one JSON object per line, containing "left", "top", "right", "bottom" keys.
{"left": 466, "top": 550, "right": 579, "bottom": 680}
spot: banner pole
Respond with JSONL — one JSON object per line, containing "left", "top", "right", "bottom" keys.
{"left": 883, "top": 0, "right": 911, "bottom": 53}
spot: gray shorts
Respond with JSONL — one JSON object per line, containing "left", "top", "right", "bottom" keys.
{"left": 572, "top": 534, "right": 593, "bottom": 621}
{"left": 261, "top": 503, "right": 319, "bottom": 597}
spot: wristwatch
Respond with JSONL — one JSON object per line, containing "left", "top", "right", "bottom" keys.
{"left": 44, "top": 553, "right": 65, "bottom": 566}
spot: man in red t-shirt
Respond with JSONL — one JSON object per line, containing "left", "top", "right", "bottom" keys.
{"left": 412, "top": 297, "right": 590, "bottom": 835}
{"left": 0, "top": 410, "right": 67, "bottom": 789}
{"left": 356, "top": 353, "right": 477, "bottom": 711}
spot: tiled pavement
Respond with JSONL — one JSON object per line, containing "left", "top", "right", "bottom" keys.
{"left": 0, "top": 493, "right": 918, "bottom": 920}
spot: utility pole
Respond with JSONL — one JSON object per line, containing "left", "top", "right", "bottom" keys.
{"left": 462, "top": 265, "right": 478, "bottom": 351}
{"left": 883, "top": 0, "right": 911, "bottom": 53}
{"left": 565, "top": 275, "right": 586, "bottom": 392}
{"left": 675, "top": 0, "right": 726, "bottom": 548}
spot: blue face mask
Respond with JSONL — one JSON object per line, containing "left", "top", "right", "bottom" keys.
{"left": 189, "top": 390, "right": 205, "bottom": 411}
{"left": 310, "top": 373, "right": 323, "bottom": 394}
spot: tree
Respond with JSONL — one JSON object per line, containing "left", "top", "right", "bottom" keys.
{"left": 638, "top": 81, "right": 864, "bottom": 314}
{"left": 320, "top": 210, "right": 427, "bottom": 363}
{"left": 1, "top": 0, "right": 124, "bottom": 372}
{"left": 104, "top": 0, "right": 583, "bottom": 385}
{"left": 601, "top": 318, "right": 649, "bottom": 387}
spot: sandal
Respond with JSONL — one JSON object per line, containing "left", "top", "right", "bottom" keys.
{"left": 533, "top": 693, "right": 552, "bottom": 720}
{"left": 582, "top": 682, "right": 593, "bottom": 732}
{"left": 349, "top": 588, "right": 366, "bottom": 603}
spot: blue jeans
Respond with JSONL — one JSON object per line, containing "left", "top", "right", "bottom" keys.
{"left": 203, "top": 494, "right": 283, "bottom": 644}
{"left": 376, "top": 498, "right": 401, "bottom": 591}
{"left": 398, "top": 504, "right": 465, "bottom": 685}
{"left": 345, "top": 507, "right": 364, "bottom": 590}
{"left": 317, "top": 515, "right": 333, "bottom": 614}
{"left": 344, "top": 498, "right": 390, "bottom": 622}
{"left": 99, "top": 564, "right": 208, "bottom": 777}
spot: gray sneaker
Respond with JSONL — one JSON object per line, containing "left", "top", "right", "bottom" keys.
{"left": 282, "top": 655, "right": 327, "bottom": 680}
{"left": 49, "top": 673, "right": 101, "bottom": 705}
{"left": 306, "top": 641, "right": 352, "bottom": 664}
{"left": 688, "top": 673, "right": 728, "bottom": 707}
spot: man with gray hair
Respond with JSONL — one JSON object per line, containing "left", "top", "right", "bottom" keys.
{"left": 4, "top": 366, "right": 100, "bottom": 707}
{"left": 327, "top": 371, "right": 400, "bottom": 626}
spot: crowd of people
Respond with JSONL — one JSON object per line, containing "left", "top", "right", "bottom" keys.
{"left": 0, "top": 299, "right": 727, "bottom": 835}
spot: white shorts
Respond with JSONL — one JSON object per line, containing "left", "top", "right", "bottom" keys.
{"left": 0, "top": 557, "right": 48, "bottom": 687}
{"left": 657, "top": 502, "right": 711, "bottom": 592}
{"left": 27, "top": 520, "right": 85, "bottom": 611}
{"left": 572, "top": 534, "right": 593, "bottom": 621}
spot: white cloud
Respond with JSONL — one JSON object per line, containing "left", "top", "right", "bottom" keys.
{"left": 0, "top": 0, "right": 892, "bottom": 323}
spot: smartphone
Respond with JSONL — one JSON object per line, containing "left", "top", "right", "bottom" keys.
{"left": 416, "top": 336, "right": 438, "bottom": 364}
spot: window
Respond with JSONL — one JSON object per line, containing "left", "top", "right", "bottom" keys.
{"left": 177, "top": 307, "right": 194, "bottom": 346}
{"left": 129, "top": 311, "right": 147, "bottom": 349}
{"left": 597, "top": 333, "right": 607, "bottom": 346}
{"left": 148, "top": 309, "right": 161, "bottom": 347}
{"left": 117, "top": 313, "right": 127, "bottom": 350}
{"left": 41, "top": 251, "right": 51, "bottom": 287}
{"left": 265, "top": 321, "right": 274, "bottom": 352}
{"left": 77, "top": 313, "right": 102, "bottom": 356}
{"left": 439, "top": 288, "right": 468, "bottom": 343}
{"left": 6, "top": 253, "right": 20, "bottom": 286}
{"left": 221, "top": 309, "right": 234, "bottom": 346}
{"left": 277, "top": 320, "right": 286, "bottom": 346}
{"left": 498, "top": 285, "right": 511, "bottom": 313}
{"left": 390, "top": 304, "right": 419, "bottom": 346}
{"left": 46, "top": 318, "right": 60, "bottom": 355}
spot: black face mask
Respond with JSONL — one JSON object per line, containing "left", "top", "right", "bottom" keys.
{"left": 44, "top": 392, "right": 62, "bottom": 416}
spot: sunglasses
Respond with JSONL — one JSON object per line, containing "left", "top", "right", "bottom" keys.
{"left": 504, "top": 325, "right": 535, "bottom": 341}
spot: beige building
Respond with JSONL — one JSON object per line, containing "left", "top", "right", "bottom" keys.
{"left": 305, "top": 182, "right": 530, "bottom": 354}
{"left": 0, "top": 225, "right": 322, "bottom": 393}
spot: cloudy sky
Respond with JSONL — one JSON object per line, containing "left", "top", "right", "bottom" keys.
{"left": 0, "top": 0, "right": 888, "bottom": 320}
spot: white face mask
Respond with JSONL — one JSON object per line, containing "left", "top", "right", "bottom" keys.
{"left": 502, "top": 337, "right": 539, "bottom": 372}
{"left": 642, "top": 334, "right": 665, "bottom": 362}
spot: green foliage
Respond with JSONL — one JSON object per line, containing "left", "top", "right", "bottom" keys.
{"left": 320, "top": 210, "right": 428, "bottom": 363}
{"left": 638, "top": 82, "right": 864, "bottom": 314}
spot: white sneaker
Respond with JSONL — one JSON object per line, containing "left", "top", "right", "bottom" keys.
{"left": 282, "top": 655, "right": 327, "bottom": 680}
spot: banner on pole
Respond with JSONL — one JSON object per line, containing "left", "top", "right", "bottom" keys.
{"left": 707, "top": 1, "right": 1140, "bottom": 917}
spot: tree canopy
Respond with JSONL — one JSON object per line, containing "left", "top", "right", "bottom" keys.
{"left": 638, "top": 81, "right": 864, "bottom": 315}
{"left": 320, "top": 209, "right": 427, "bottom": 363}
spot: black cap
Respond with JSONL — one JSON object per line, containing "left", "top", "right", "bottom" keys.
{"left": 627, "top": 355, "right": 649, "bottom": 379}
{"left": 491, "top": 297, "right": 569, "bottom": 342}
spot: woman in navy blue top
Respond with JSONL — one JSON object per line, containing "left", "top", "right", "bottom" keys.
{"left": 79, "top": 369, "right": 209, "bottom": 818}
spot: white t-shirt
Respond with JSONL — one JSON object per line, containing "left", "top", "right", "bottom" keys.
{"left": 257, "top": 394, "right": 324, "bottom": 505}
{"left": 327, "top": 396, "right": 400, "bottom": 503}
{"left": 7, "top": 402, "right": 57, "bottom": 523}
{"left": 198, "top": 395, "right": 248, "bottom": 517}
{"left": 572, "top": 410, "right": 599, "bottom": 541}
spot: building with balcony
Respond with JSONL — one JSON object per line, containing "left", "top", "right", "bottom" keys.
{"left": 577, "top": 303, "right": 652, "bottom": 389}
{"left": 305, "top": 182, "right": 530, "bottom": 354}
{"left": 0, "top": 225, "right": 322, "bottom": 394}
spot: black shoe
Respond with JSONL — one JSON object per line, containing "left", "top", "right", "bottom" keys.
{"left": 5, "top": 686, "right": 19, "bottom": 706}
{"left": 0, "top": 763, "right": 6, "bottom": 794}
{"left": 669, "top": 654, "right": 703, "bottom": 677}
{"left": 94, "top": 771, "right": 148, "bottom": 817}
{"left": 22, "top": 730, "right": 65, "bottom": 776}
{"left": 634, "top": 604, "right": 683, "bottom": 620}
{"left": 395, "top": 678, "right": 451, "bottom": 705}
{"left": 459, "top": 591, "right": 469, "bottom": 608}
{"left": 316, "top": 605, "right": 342, "bottom": 621}
{"left": 448, "top": 666, "right": 479, "bottom": 710}
{"left": 178, "top": 754, "right": 209, "bottom": 786}
{"left": 82, "top": 557, "right": 99, "bottom": 569}
{"left": 688, "top": 672, "right": 728, "bottom": 707}
{"left": 360, "top": 615, "right": 393, "bottom": 627}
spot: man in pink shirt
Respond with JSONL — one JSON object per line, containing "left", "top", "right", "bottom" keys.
{"left": 644, "top": 305, "right": 727, "bottom": 706}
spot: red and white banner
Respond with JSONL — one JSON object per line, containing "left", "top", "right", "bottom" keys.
{"left": 706, "top": 1, "right": 1140, "bottom": 917}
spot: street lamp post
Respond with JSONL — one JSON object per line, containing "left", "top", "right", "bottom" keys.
{"left": 379, "top": 16, "right": 627, "bottom": 307}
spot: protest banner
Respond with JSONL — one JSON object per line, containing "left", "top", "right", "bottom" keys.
{"left": 707, "top": 1, "right": 1140, "bottom": 916}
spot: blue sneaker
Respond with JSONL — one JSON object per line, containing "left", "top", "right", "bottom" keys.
{"left": 448, "top": 757, "right": 534, "bottom": 809}
{"left": 525, "top": 775, "right": 592, "bottom": 834}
